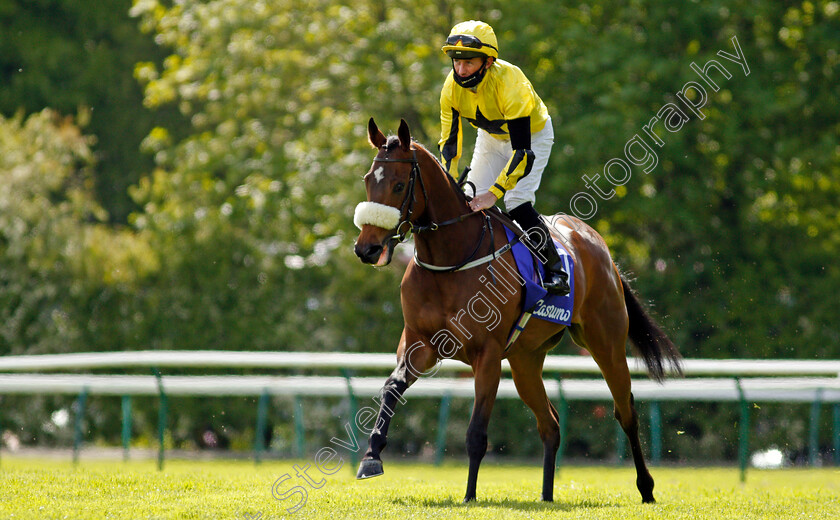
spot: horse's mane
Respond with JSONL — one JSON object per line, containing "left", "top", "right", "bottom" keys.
{"left": 385, "top": 135, "right": 466, "bottom": 201}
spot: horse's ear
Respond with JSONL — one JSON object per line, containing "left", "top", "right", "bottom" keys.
{"left": 398, "top": 119, "right": 411, "bottom": 152}
{"left": 368, "top": 117, "right": 386, "bottom": 148}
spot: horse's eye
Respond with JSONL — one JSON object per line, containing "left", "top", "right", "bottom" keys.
{"left": 394, "top": 182, "right": 405, "bottom": 193}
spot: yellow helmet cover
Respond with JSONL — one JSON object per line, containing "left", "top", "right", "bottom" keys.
{"left": 441, "top": 20, "right": 499, "bottom": 59}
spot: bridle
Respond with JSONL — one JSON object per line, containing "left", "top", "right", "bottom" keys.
{"left": 371, "top": 150, "right": 429, "bottom": 243}
{"left": 370, "top": 148, "right": 515, "bottom": 273}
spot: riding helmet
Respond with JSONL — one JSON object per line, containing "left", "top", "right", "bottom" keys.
{"left": 441, "top": 20, "right": 499, "bottom": 59}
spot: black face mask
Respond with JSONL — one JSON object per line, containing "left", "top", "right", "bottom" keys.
{"left": 452, "top": 58, "right": 489, "bottom": 88}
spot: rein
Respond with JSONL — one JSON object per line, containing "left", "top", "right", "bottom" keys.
{"left": 372, "top": 149, "right": 510, "bottom": 272}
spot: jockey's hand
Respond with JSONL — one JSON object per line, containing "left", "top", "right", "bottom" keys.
{"left": 468, "top": 192, "right": 498, "bottom": 212}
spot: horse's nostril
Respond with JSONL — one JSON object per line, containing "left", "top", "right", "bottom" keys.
{"left": 366, "top": 245, "right": 383, "bottom": 262}
{"left": 355, "top": 243, "right": 383, "bottom": 263}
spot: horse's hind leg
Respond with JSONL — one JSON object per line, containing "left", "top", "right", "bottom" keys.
{"left": 604, "top": 362, "right": 655, "bottom": 502}
{"left": 571, "top": 324, "right": 655, "bottom": 503}
{"left": 617, "top": 389, "right": 655, "bottom": 503}
{"left": 508, "top": 352, "right": 560, "bottom": 502}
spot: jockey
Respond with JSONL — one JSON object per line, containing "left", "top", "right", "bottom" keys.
{"left": 439, "top": 20, "right": 570, "bottom": 296}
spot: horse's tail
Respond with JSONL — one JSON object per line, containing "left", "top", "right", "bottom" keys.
{"left": 620, "top": 273, "right": 683, "bottom": 382}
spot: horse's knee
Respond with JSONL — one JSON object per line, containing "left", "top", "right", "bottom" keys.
{"left": 381, "top": 373, "right": 409, "bottom": 399}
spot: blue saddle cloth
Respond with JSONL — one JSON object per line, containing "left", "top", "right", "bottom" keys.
{"left": 504, "top": 226, "right": 575, "bottom": 325}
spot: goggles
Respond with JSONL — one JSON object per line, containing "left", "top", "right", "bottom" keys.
{"left": 445, "top": 34, "right": 498, "bottom": 52}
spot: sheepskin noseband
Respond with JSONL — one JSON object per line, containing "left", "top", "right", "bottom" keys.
{"left": 354, "top": 201, "right": 401, "bottom": 230}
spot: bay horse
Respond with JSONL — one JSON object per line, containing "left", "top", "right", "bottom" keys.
{"left": 353, "top": 118, "right": 682, "bottom": 504}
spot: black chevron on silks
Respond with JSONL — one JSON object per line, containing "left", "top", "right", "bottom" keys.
{"left": 466, "top": 107, "right": 507, "bottom": 135}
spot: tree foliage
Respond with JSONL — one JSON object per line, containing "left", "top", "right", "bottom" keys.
{"left": 1, "top": 0, "right": 839, "bottom": 459}
{"left": 123, "top": 0, "right": 840, "bottom": 360}
{"left": 0, "top": 109, "right": 157, "bottom": 355}
{"left": 0, "top": 0, "right": 186, "bottom": 222}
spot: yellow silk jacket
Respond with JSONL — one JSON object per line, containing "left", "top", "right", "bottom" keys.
{"left": 439, "top": 59, "right": 550, "bottom": 199}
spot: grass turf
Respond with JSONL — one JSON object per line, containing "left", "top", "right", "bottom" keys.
{"left": 1, "top": 457, "right": 838, "bottom": 519}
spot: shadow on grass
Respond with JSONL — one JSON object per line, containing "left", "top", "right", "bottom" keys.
{"left": 391, "top": 496, "right": 621, "bottom": 512}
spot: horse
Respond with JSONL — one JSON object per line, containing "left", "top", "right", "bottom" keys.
{"left": 352, "top": 117, "right": 682, "bottom": 504}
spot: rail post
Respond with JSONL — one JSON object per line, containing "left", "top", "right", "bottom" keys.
{"left": 72, "top": 387, "right": 88, "bottom": 465}
{"left": 293, "top": 395, "right": 305, "bottom": 458}
{"left": 649, "top": 401, "right": 662, "bottom": 464}
{"left": 735, "top": 378, "right": 750, "bottom": 483}
{"left": 121, "top": 395, "right": 132, "bottom": 461}
{"left": 153, "top": 368, "right": 168, "bottom": 471}
{"left": 341, "top": 369, "right": 359, "bottom": 470}
{"left": 255, "top": 389, "right": 270, "bottom": 464}
{"left": 833, "top": 403, "right": 840, "bottom": 467}
{"left": 809, "top": 388, "right": 823, "bottom": 466}
{"left": 616, "top": 422, "right": 627, "bottom": 464}
{"left": 434, "top": 392, "right": 452, "bottom": 466}
{"left": 554, "top": 377, "right": 569, "bottom": 467}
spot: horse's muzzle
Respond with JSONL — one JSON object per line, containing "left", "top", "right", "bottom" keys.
{"left": 354, "top": 237, "right": 396, "bottom": 266}
{"left": 355, "top": 242, "right": 383, "bottom": 264}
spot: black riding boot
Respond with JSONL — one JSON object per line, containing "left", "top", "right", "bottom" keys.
{"left": 509, "top": 203, "right": 571, "bottom": 297}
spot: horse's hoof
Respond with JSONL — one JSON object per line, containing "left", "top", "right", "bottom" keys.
{"left": 356, "top": 458, "right": 384, "bottom": 479}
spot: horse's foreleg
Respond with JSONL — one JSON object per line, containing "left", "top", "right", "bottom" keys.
{"left": 357, "top": 333, "right": 438, "bottom": 479}
{"left": 463, "top": 354, "right": 501, "bottom": 503}
{"left": 356, "top": 363, "right": 408, "bottom": 479}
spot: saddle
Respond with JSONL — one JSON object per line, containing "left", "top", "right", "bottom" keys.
{"left": 456, "top": 169, "right": 575, "bottom": 349}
